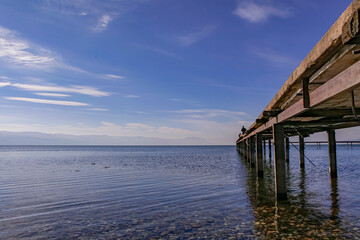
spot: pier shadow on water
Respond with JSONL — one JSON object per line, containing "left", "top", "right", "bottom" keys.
{"left": 240, "top": 145, "right": 360, "bottom": 239}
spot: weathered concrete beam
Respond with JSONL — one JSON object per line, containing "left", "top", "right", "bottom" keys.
{"left": 264, "top": 0, "right": 359, "bottom": 111}
{"left": 238, "top": 59, "right": 360, "bottom": 142}
{"left": 256, "top": 119, "right": 267, "bottom": 124}
{"left": 342, "top": 9, "right": 360, "bottom": 44}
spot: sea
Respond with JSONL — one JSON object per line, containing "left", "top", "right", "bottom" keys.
{"left": 0, "top": 145, "right": 360, "bottom": 239}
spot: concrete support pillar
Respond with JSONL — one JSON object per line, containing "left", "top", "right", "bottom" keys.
{"left": 299, "top": 135, "right": 305, "bottom": 169}
{"left": 268, "top": 139, "right": 272, "bottom": 161}
{"left": 256, "top": 133, "right": 264, "bottom": 178}
{"left": 328, "top": 129, "right": 337, "bottom": 178}
{"left": 285, "top": 137, "right": 290, "bottom": 163}
{"left": 250, "top": 136, "right": 256, "bottom": 168}
{"left": 273, "top": 123, "right": 287, "bottom": 200}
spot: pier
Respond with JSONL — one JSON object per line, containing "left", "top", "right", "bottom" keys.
{"left": 236, "top": 0, "right": 360, "bottom": 200}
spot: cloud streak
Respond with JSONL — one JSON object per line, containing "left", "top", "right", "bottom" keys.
{"left": 93, "top": 14, "right": 113, "bottom": 32}
{"left": 4, "top": 97, "right": 89, "bottom": 106}
{"left": 233, "top": 2, "right": 291, "bottom": 23}
{"left": 106, "top": 74, "right": 125, "bottom": 79}
{"left": 36, "top": 0, "right": 148, "bottom": 32}
{"left": 124, "top": 94, "right": 139, "bottom": 98}
{"left": 33, "top": 93, "right": 70, "bottom": 97}
{"left": 0, "top": 26, "right": 56, "bottom": 68}
{"left": 0, "top": 82, "right": 11, "bottom": 88}
{"left": 11, "top": 83, "right": 110, "bottom": 97}
{"left": 177, "top": 25, "right": 217, "bottom": 46}
{"left": 170, "top": 109, "right": 248, "bottom": 119}
{"left": 88, "top": 108, "right": 109, "bottom": 111}
{"left": 253, "top": 48, "right": 297, "bottom": 66}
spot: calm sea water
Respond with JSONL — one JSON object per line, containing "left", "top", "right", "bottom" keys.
{"left": 0, "top": 145, "right": 360, "bottom": 239}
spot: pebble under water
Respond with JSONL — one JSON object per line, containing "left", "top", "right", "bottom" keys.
{"left": 0, "top": 145, "right": 360, "bottom": 239}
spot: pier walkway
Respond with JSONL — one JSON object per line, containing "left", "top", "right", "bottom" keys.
{"left": 236, "top": 0, "right": 360, "bottom": 200}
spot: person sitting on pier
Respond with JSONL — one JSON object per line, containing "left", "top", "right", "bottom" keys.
{"left": 241, "top": 126, "right": 246, "bottom": 135}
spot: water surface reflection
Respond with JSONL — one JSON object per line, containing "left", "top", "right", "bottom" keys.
{"left": 241, "top": 146, "right": 360, "bottom": 239}
{"left": 0, "top": 146, "right": 359, "bottom": 239}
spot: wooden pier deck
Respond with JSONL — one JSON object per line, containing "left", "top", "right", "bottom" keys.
{"left": 236, "top": 0, "right": 360, "bottom": 200}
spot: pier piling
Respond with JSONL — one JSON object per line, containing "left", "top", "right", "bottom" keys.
{"left": 236, "top": 0, "right": 360, "bottom": 204}
{"left": 263, "top": 140, "right": 266, "bottom": 161}
{"left": 299, "top": 136, "right": 305, "bottom": 169}
{"left": 250, "top": 136, "right": 256, "bottom": 168}
{"left": 285, "top": 137, "right": 290, "bottom": 163}
{"left": 256, "top": 133, "right": 264, "bottom": 178}
{"left": 273, "top": 124, "right": 287, "bottom": 200}
{"left": 328, "top": 129, "right": 337, "bottom": 178}
{"left": 268, "top": 139, "right": 271, "bottom": 161}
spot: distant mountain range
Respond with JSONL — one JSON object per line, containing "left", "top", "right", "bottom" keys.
{"left": 0, "top": 131, "right": 210, "bottom": 145}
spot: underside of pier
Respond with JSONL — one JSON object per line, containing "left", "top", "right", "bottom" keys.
{"left": 236, "top": 0, "right": 360, "bottom": 200}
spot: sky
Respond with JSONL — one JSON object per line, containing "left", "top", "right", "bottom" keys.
{"left": 0, "top": 0, "right": 356, "bottom": 145}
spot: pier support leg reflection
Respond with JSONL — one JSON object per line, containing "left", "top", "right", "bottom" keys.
{"left": 263, "top": 140, "right": 266, "bottom": 161}
{"left": 268, "top": 139, "right": 272, "bottom": 161}
{"left": 330, "top": 178, "right": 339, "bottom": 220}
{"left": 299, "top": 135, "right": 305, "bottom": 169}
{"left": 250, "top": 136, "right": 256, "bottom": 168}
{"left": 273, "top": 124, "right": 287, "bottom": 200}
{"left": 285, "top": 137, "right": 290, "bottom": 163}
{"left": 328, "top": 129, "right": 337, "bottom": 178}
{"left": 256, "top": 133, "right": 264, "bottom": 178}
{"left": 246, "top": 139, "right": 249, "bottom": 162}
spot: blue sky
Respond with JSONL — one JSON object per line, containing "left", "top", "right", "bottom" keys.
{"left": 0, "top": 0, "right": 354, "bottom": 144}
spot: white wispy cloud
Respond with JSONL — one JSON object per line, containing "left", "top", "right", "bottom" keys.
{"left": 88, "top": 108, "right": 109, "bottom": 111}
{"left": 233, "top": 2, "right": 291, "bottom": 23}
{"left": 0, "top": 26, "right": 56, "bottom": 68}
{"left": 11, "top": 83, "right": 110, "bottom": 97}
{"left": 0, "top": 121, "right": 203, "bottom": 141}
{"left": 4, "top": 97, "right": 89, "bottom": 106}
{"left": 106, "top": 74, "right": 125, "bottom": 79}
{"left": 33, "top": 93, "right": 70, "bottom": 97}
{"left": 36, "top": 0, "right": 147, "bottom": 32}
{"left": 253, "top": 48, "right": 297, "bottom": 66}
{"left": 135, "top": 44, "right": 178, "bottom": 58}
{"left": 0, "top": 82, "right": 11, "bottom": 87}
{"left": 171, "top": 109, "right": 248, "bottom": 119}
{"left": 124, "top": 94, "right": 139, "bottom": 98}
{"left": 93, "top": 14, "right": 113, "bottom": 32}
{"left": 0, "top": 26, "right": 102, "bottom": 76}
{"left": 177, "top": 25, "right": 217, "bottom": 46}
{"left": 0, "top": 76, "right": 10, "bottom": 80}
{"left": 176, "top": 118, "right": 253, "bottom": 144}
